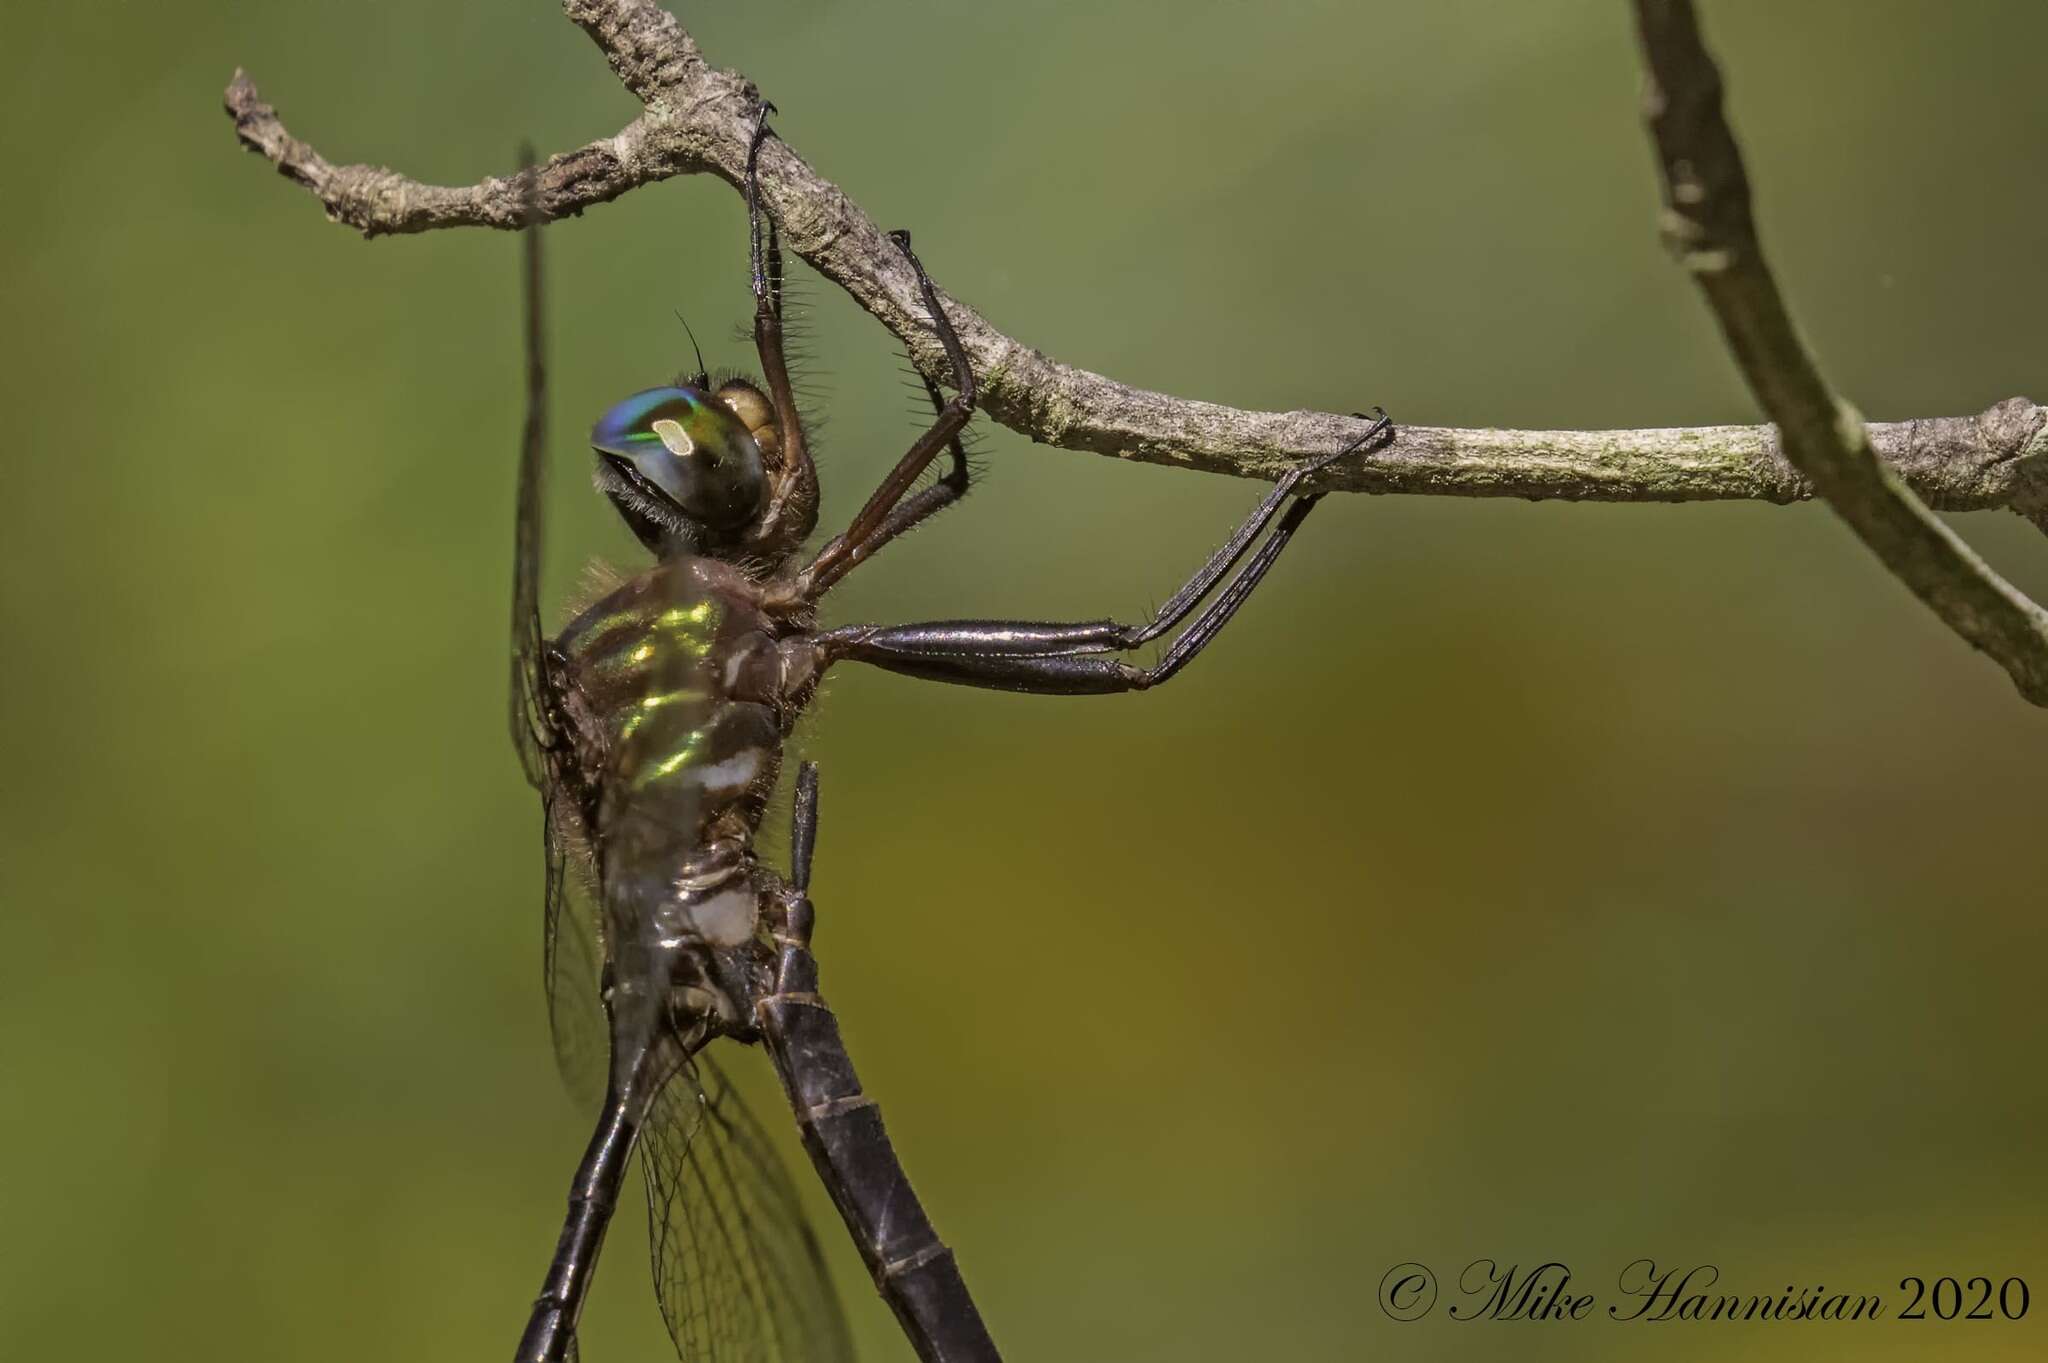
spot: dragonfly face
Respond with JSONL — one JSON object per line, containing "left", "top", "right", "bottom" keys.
{"left": 589, "top": 381, "right": 782, "bottom": 555}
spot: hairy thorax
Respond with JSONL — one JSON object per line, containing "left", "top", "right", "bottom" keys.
{"left": 551, "top": 556, "right": 813, "bottom": 978}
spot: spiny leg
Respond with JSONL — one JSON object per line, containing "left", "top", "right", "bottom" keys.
{"left": 800, "top": 230, "right": 980, "bottom": 599}
{"left": 1117, "top": 409, "right": 1389, "bottom": 648}
{"left": 838, "top": 233, "right": 979, "bottom": 548}
{"left": 746, "top": 101, "right": 780, "bottom": 306}
{"left": 819, "top": 501, "right": 1318, "bottom": 695}
{"left": 812, "top": 412, "right": 1394, "bottom": 695}
{"left": 745, "top": 104, "right": 818, "bottom": 538}
{"left": 808, "top": 369, "right": 974, "bottom": 596}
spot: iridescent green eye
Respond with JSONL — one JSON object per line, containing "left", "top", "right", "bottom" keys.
{"left": 590, "top": 386, "right": 767, "bottom": 530}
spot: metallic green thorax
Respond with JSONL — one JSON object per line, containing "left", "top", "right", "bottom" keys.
{"left": 554, "top": 560, "right": 787, "bottom": 912}
{"left": 572, "top": 595, "right": 719, "bottom": 791}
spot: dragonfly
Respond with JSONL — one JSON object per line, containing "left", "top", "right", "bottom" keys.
{"left": 507, "top": 109, "right": 1394, "bottom": 1363}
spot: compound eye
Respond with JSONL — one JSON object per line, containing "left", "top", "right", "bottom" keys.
{"left": 591, "top": 386, "right": 767, "bottom": 531}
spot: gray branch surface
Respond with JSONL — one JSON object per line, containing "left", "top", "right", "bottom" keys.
{"left": 225, "top": 0, "right": 2048, "bottom": 695}
{"left": 1632, "top": 0, "right": 2048, "bottom": 705}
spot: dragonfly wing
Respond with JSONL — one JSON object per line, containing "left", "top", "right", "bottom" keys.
{"left": 542, "top": 791, "right": 608, "bottom": 1108}
{"left": 643, "top": 1051, "right": 854, "bottom": 1363}
{"left": 511, "top": 165, "right": 555, "bottom": 791}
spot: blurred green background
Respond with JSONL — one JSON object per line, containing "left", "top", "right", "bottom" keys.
{"left": 3, "top": 2, "right": 2044, "bottom": 1360}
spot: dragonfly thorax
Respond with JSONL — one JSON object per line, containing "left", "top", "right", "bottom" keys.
{"left": 552, "top": 557, "right": 807, "bottom": 991}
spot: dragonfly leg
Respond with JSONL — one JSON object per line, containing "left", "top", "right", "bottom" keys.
{"left": 757, "top": 761, "right": 1003, "bottom": 1363}
{"left": 799, "top": 230, "right": 979, "bottom": 599}
{"left": 745, "top": 104, "right": 822, "bottom": 549}
{"left": 805, "top": 366, "right": 973, "bottom": 599}
{"left": 811, "top": 411, "right": 1392, "bottom": 695}
{"left": 789, "top": 757, "right": 821, "bottom": 897}
{"left": 766, "top": 762, "right": 820, "bottom": 994}
{"left": 745, "top": 100, "right": 781, "bottom": 310}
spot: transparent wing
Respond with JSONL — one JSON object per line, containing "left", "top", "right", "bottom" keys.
{"left": 511, "top": 154, "right": 554, "bottom": 791}
{"left": 643, "top": 1050, "right": 854, "bottom": 1363}
{"left": 512, "top": 183, "right": 610, "bottom": 1110}
{"left": 542, "top": 791, "right": 609, "bottom": 1108}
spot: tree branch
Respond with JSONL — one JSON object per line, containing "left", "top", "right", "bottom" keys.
{"left": 225, "top": 0, "right": 2048, "bottom": 696}
{"left": 1630, "top": 0, "right": 2048, "bottom": 705}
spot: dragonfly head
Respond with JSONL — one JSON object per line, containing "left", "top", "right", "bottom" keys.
{"left": 590, "top": 383, "right": 775, "bottom": 554}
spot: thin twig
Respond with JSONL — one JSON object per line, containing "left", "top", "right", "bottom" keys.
{"left": 1630, "top": 0, "right": 2048, "bottom": 705}
{"left": 223, "top": 0, "right": 2048, "bottom": 695}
